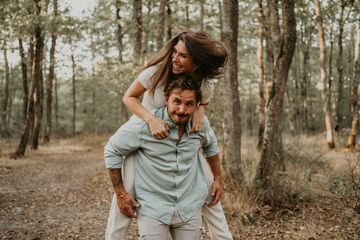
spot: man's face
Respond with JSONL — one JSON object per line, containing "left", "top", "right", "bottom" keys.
{"left": 165, "top": 89, "right": 198, "bottom": 125}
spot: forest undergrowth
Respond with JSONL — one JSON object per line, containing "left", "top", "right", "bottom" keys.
{"left": 0, "top": 133, "right": 359, "bottom": 239}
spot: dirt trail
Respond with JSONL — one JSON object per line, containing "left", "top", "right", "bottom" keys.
{"left": 0, "top": 137, "right": 359, "bottom": 239}
{"left": 0, "top": 140, "right": 115, "bottom": 239}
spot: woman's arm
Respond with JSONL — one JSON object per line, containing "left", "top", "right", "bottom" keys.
{"left": 191, "top": 104, "right": 208, "bottom": 132}
{"left": 123, "top": 79, "right": 169, "bottom": 139}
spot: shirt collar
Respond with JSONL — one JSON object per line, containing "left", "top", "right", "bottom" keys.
{"left": 162, "top": 107, "right": 192, "bottom": 135}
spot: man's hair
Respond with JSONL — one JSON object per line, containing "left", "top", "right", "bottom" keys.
{"left": 164, "top": 75, "right": 202, "bottom": 104}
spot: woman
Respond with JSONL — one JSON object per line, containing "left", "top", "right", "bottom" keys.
{"left": 106, "top": 31, "right": 233, "bottom": 240}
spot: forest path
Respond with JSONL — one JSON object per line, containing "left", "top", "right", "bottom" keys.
{"left": 0, "top": 138, "right": 119, "bottom": 240}
{"left": 0, "top": 136, "right": 359, "bottom": 239}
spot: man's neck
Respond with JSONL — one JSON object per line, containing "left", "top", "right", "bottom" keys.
{"left": 178, "top": 124, "right": 186, "bottom": 143}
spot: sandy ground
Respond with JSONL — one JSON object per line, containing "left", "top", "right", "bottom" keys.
{"left": 0, "top": 136, "right": 359, "bottom": 239}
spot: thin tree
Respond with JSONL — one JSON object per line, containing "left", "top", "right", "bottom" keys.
{"left": 70, "top": 37, "right": 76, "bottom": 135}
{"left": 257, "top": 0, "right": 265, "bottom": 149}
{"left": 115, "top": 0, "right": 123, "bottom": 63}
{"left": 166, "top": 1, "right": 172, "bottom": 41}
{"left": 347, "top": 19, "right": 360, "bottom": 148}
{"left": 133, "top": 0, "right": 142, "bottom": 66}
{"left": 253, "top": 0, "right": 296, "bottom": 202}
{"left": 18, "top": 38, "right": 29, "bottom": 123}
{"left": 44, "top": 0, "right": 58, "bottom": 143}
{"left": 31, "top": 0, "right": 45, "bottom": 150}
{"left": 200, "top": 0, "right": 204, "bottom": 31}
{"left": 315, "top": 0, "right": 335, "bottom": 148}
{"left": 156, "top": 0, "right": 166, "bottom": 51}
{"left": 1, "top": 40, "right": 10, "bottom": 135}
{"left": 222, "top": 0, "right": 243, "bottom": 183}
{"left": 13, "top": 0, "right": 42, "bottom": 157}
{"left": 335, "top": 0, "right": 354, "bottom": 130}
{"left": 299, "top": 2, "right": 313, "bottom": 132}
{"left": 115, "top": 0, "right": 128, "bottom": 124}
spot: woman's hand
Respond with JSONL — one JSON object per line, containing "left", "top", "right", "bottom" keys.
{"left": 146, "top": 117, "right": 169, "bottom": 139}
{"left": 208, "top": 176, "right": 222, "bottom": 206}
{"left": 191, "top": 105, "right": 206, "bottom": 132}
{"left": 117, "top": 192, "right": 140, "bottom": 218}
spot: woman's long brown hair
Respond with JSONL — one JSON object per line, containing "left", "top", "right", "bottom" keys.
{"left": 141, "top": 31, "right": 228, "bottom": 95}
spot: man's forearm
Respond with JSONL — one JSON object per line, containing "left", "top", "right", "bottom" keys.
{"left": 108, "top": 168, "right": 126, "bottom": 196}
{"left": 206, "top": 154, "right": 222, "bottom": 181}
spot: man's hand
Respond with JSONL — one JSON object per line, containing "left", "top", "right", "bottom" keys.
{"left": 117, "top": 192, "right": 139, "bottom": 218}
{"left": 208, "top": 177, "right": 222, "bottom": 206}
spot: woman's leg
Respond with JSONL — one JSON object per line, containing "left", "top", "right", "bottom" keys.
{"left": 105, "top": 153, "right": 135, "bottom": 240}
{"left": 199, "top": 152, "right": 233, "bottom": 240}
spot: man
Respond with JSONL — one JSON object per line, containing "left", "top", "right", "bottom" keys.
{"left": 104, "top": 76, "right": 222, "bottom": 240}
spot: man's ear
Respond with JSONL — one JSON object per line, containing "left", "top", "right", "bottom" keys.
{"left": 165, "top": 96, "right": 169, "bottom": 104}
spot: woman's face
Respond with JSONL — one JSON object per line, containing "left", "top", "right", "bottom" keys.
{"left": 171, "top": 40, "right": 197, "bottom": 75}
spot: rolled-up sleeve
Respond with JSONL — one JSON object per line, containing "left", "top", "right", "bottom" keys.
{"left": 104, "top": 121, "right": 142, "bottom": 169}
{"left": 201, "top": 117, "right": 219, "bottom": 158}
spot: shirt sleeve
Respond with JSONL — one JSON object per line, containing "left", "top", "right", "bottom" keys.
{"left": 200, "top": 80, "right": 215, "bottom": 104}
{"left": 137, "top": 65, "right": 158, "bottom": 89}
{"left": 104, "top": 120, "right": 143, "bottom": 169}
{"left": 201, "top": 117, "right": 219, "bottom": 158}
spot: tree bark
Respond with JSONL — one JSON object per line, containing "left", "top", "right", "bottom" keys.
{"left": 253, "top": 0, "right": 296, "bottom": 202}
{"left": 335, "top": 2, "right": 346, "bottom": 130}
{"left": 133, "top": 0, "right": 142, "bottom": 66}
{"left": 166, "top": 1, "right": 172, "bottom": 41}
{"left": 31, "top": 0, "right": 45, "bottom": 150}
{"left": 156, "top": 0, "right": 166, "bottom": 51}
{"left": 18, "top": 38, "right": 29, "bottom": 124}
{"left": 185, "top": 0, "right": 190, "bottom": 28}
{"left": 44, "top": 0, "right": 58, "bottom": 143}
{"left": 257, "top": 0, "right": 265, "bottom": 149}
{"left": 115, "top": 0, "right": 123, "bottom": 63}
{"left": 71, "top": 52, "right": 76, "bottom": 135}
{"left": 222, "top": 0, "right": 243, "bottom": 183}
{"left": 1, "top": 41, "right": 10, "bottom": 135}
{"left": 200, "top": 0, "right": 204, "bottom": 31}
{"left": 347, "top": 19, "right": 360, "bottom": 148}
{"left": 13, "top": 1, "right": 41, "bottom": 157}
{"left": 299, "top": 8, "right": 313, "bottom": 132}
{"left": 315, "top": 0, "right": 335, "bottom": 149}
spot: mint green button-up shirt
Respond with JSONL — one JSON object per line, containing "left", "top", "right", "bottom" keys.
{"left": 104, "top": 106, "right": 219, "bottom": 224}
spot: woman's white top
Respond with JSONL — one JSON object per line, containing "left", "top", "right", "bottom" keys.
{"left": 137, "top": 65, "right": 214, "bottom": 111}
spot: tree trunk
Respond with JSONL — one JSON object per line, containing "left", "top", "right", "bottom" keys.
{"left": 133, "top": 0, "right": 142, "bottom": 66}
{"left": 222, "top": 0, "right": 243, "bottom": 183}
{"left": 31, "top": 0, "right": 45, "bottom": 150}
{"left": 71, "top": 53, "right": 76, "bottom": 135}
{"left": 185, "top": 0, "right": 190, "bottom": 28}
{"left": 18, "top": 38, "right": 29, "bottom": 124}
{"left": 156, "top": 0, "right": 166, "bottom": 51}
{"left": 166, "top": 2, "right": 172, "bottom": 41}
{"left": 253, "top": 0, "right": 296, "bottom": 203}
{"left": 347, "top": 20, "right": 360, "bottom": 148}
{"left": 299, "top": 10, "right": 313, "bottom": 132}
{"left": 13, "top": 1, "right": 41, "bottom": 157}
{"left": 115, "top": 0, "right": 123, "bottom": 63}
{"left": 43, "top": 0, "right": 58, "bottom": 143}
{"left": 200, "top": 0, "right": 204, "bottom": 31}
{"left": 114, "top": 3, "right": 129, "bottom": 124}
{"left": 54, "top": 71, "right": 59, "bottom": 130}
{"left": 257, "top": 0, "right": 265, "bottom": 149}
{"left": 328, "top": 25, "right": 334, "bottom": 121}
{"left": 315, "top": 0, "right": 335, "bottom": 149}
{"left": 1, "top": 41, "right": 10, "bottom": 135}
